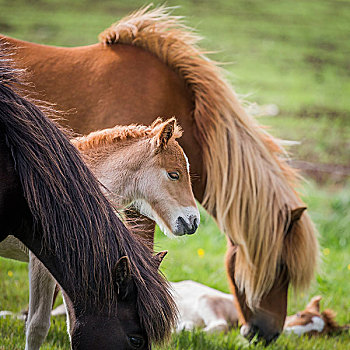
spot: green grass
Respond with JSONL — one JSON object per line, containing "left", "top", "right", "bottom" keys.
{"left": 1, "top": 183, "right": 350, "bottom": 349}
{"left": 0, "top": 0, "right": 349, "bottom": 349}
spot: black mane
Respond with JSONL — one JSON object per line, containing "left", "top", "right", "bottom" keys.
{"left": 0, "top": 42, "right": 176, "bottom": 343}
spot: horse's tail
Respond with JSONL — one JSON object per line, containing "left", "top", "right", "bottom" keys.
{"left": 99, "top": 5, "right": 319, "bottom": 307}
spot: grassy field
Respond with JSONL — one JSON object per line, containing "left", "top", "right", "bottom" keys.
{"left": 0, "top": 0, "right": 349, "bottom": 349}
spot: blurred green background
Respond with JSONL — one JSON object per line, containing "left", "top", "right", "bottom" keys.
{"left": 0, "top": 0, "right": 349, "bottom": 349}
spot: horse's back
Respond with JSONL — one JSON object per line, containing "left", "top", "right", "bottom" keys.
{"left": 2, "top": 35, "right": 193, "bottom": 134}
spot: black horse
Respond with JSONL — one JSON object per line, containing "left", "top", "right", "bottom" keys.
{"left": 0, "top": 47, "right": 176, "bottom": 349}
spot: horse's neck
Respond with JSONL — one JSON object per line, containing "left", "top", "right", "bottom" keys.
{"left": 18, "top": 218, "right": 117, "bottom": 313}
{"left": 79, "top": 139, "right": 145, "bottom": 206}
{"left": 0, "top": 145, "right": 75, "bottom": 298}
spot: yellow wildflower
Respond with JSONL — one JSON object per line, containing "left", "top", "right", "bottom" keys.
{"left": 197, "top": 248, "right": 205, "bottom": 258}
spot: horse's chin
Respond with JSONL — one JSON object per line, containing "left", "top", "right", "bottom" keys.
{"left": 157, "top": 222, "right": 177, "bottom": 238}
{"left": 132, "top": 199, "right": 175, "bottom": 237}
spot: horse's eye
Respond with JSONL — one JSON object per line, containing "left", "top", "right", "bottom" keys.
{"left": 167, "top": 171, "right": 180, "bottom": 180}
{"left": 128, "top": 335, "right": 144, "bottom": 348}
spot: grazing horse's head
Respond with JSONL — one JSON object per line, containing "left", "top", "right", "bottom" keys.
{"left": 227, "top": 207, "right": 310, "bottom": 345}
{"left": 70, "top": 253, "right": 168, "bottom": 350}
{"left": 71, "top": 258, "right": 148, "bottom": 350}
{"left": 75, "top": 117, "right": 200, "bottom": 237}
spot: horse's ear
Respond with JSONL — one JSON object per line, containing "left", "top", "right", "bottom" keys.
{"left": 113, "top": 256, "right": 133, "bottom": 300}
{"left": 291, "top": 207, "right": 307, "bottom": 222}
{"left": 286, "top": 206, "right": 307, "bottom": 234}
{"left": 153, "top": 250, "right": 168, "bottom": 269}
{"left": 151, "top": 117, "right": 163, "bottom": 128}
{"left": 155, "top": 118, "right": 175, "bottom": 151}
{"left": 306, "top": 296, "right": 322, "bottom": 313}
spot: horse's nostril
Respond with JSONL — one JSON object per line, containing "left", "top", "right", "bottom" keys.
{"left": 175, "top": 216, "right": 198, "bottom": 235}
{"left": 192, "top": 217, "right": 198, "bottom": 230}
{"left": 186, "top": 216, "right": 198, "bottom": 235}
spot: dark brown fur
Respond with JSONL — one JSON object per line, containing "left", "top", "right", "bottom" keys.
{"left": 0, "top": 44, "right": 176, "bottom": 344}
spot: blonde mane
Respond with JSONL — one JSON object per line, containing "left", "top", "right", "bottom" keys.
{"left": 72, "top": 117, "right": 182, "bottom": 151}
{"left": 99, "top": 6, "right": 318, "bottom": 307}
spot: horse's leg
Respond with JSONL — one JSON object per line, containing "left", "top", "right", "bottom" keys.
{"left": 51, "top": 284, "right": 60, "bottom": 308}
{"left": 123, "top": 207, "right": 156, "bottom": 249}
{"left": 176, "top": 320, "right": 195, "bottom": 332}
{"left": 25, "top": 252, "right": 56, "bottom": 350}
{"left": 198, "top": 296, "right": 230, "bottom": 333}
{"left": 225, "top": 240, "right": 251, "bottom": 325}
{"left": 61, "top": 290, "right": 76, "bottom": 342}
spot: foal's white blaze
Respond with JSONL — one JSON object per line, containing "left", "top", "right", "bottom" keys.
{"left": 240, "top": 325, "right": 249, "bottom": 337}
{"left": 182, "top": 149, "right": 190, "bottom": 173}
{"left": 284, "top": 316, "right": 325, "bottom": 336}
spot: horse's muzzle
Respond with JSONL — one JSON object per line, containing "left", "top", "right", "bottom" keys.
{"left": 174, "top": 216, "right": 198, "bottom": 236}
{"left": 240, "top": 323, "right": 281, "bottom": 345}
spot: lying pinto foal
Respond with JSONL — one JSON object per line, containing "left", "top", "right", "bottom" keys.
{"left": 284, "top": 296, "right": 350, "bottom": 336}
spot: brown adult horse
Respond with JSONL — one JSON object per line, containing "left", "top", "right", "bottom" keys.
{"left": 1, "top": 6, "right": 318, "bottom": 343}
{"left": 0, "top": 47, "right": 176, "bottom": 349}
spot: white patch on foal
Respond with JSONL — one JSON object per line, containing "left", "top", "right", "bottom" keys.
{"left": 284, "top": 316, "right": 325, "bottom": 336}
{"left": 171, "top": 280, "right": 238, "bottom": 333}
{"left": 182, "top": 149, "right": 190, "bottom": 173}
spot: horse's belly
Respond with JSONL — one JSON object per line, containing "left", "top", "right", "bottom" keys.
{"left": 0, "top": 235, "right": 29, "bottom": 262}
